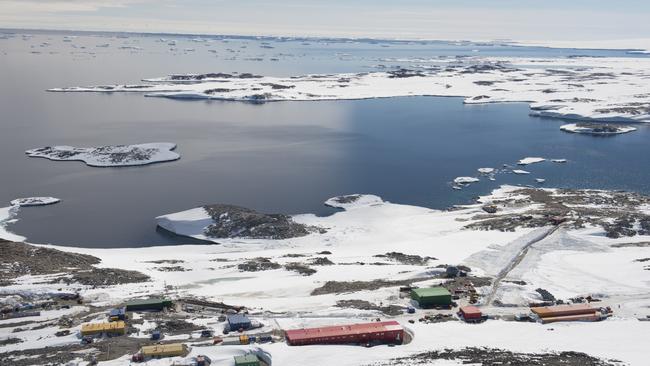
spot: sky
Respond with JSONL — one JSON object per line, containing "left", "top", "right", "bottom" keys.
{"left": 1, "top": 0, "right": 649, "bottom": 41}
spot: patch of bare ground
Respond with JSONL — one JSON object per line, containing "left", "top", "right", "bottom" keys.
{"left": 335, "top": 300, "right": 404, "bottom": 316}
{"left": 611, "top": 242, "right": 650, "bottom": 248}
{"left": 373, "top": 252, "right": 435, "bottom": 265}
{"left": 311, "top": 277, "right": 434, "bottom": 296}
{"left": 0, "top": 241, "right": 149, "bottom": 287}
{"left": 466, "top": 188, "right": 650, "bottom": 238}
{"left": 374, "top": 347, "right": 623, "bottom": 366}
{"left": 237, "top": 257, "right": 281, "bottom": 272}
{"left": 284, "top": 263, "right": 316, "bottom": 276}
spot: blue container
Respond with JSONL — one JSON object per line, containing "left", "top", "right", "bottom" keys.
{"left": 150, "top": 330, "right": 161, "bottom": 340}
{"left": 108, "top": 307, "right": 126, "bottom": 321}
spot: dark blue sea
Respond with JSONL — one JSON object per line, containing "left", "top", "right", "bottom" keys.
{"left": 1, "top": 30, "right": 649, "bottom": 247}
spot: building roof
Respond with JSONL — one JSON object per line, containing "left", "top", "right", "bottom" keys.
{"left": 228, "top": 313, "right": 251, "bottom": 323}
{"left": 81, "top": 321, "right": 125, "bottom": 333}
{"left": 531, "top": 303, "right": 597, "bottom": 318}
{"left": 140, "top": 343, "right": 184, "bottom": 355}
{"left": 412, "top": 287, "right": 451, "bottom": 297}
{"left": 234, "top": 354, "right": 259, "bottom": 362}
{"left": 125, "top": 298, "right": 171, "bottom": 306}
{"left": 460, "top": 305, "right": 482, "bottom": 316}
{"left": 109, "top": 308, "right": 125, "bottom": 315}
{"left": 285, "top": 321, "right": 403, "bottom": 341}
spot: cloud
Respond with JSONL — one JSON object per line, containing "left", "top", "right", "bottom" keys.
{"left": 0, "top": 0, "right": 153, "bottom": 13}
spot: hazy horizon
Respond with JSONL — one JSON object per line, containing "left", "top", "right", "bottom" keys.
{"left": 1, "top": 0, "right": 649, "bottom": 42}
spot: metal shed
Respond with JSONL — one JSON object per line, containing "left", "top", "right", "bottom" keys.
{"left": 410, "top": 287, "right": 452, "bottom": 307}
{"left": 234, "top": 354, "right": 260, "bottom": 366}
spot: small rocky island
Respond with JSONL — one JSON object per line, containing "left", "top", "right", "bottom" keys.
{"left": 25, "top": 142, "right": 180, "bottom": 167}
{"left": 560, "top": 123, "right": 637, "bottom": 135}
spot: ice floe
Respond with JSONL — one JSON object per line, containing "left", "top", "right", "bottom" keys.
{"left": 25, "top": 142, "right": 180, "bottom": 167}
{"left": 512, "top": 169, "right": 530, "bottom": 175}
{"left": 477, "top": 167, "right": 495, "bottom": 174}
{"left": 560, "top": 123, "right": 637, "bottom": 135}
{"left": 453, "top": 176, "right": 480, "bottom": 184}
{"left": 48, "top": 56, "right": 650, "bottom": 123}
{"left": 10, "top": 197, "right": 60, "bottom": 207}
{"left": 517, "top": 157, "right": 545, "bottom": 165}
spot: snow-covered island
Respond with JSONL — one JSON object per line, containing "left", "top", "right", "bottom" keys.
{"left": 1, "top": 186, "right": 649, "bottom": 365}
{"left": 25, "top": 142, "right": 180, "bottom": 167}
{"left": 560, "top": 123, "right": 638, "bottom": 135}
{"left": 48, "top": 56, "right": 650, "bottom": 123}
{"left": 9, "top": 197, "right": 60, "bottom": 207}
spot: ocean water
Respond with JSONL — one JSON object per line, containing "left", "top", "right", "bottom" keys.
{"left": 1, "top": 30, "right": 649, "bottom": 247}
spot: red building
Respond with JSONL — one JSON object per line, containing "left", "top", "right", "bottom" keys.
{"left": 458, "top": 305, "right": 482, "bottom": 321}
{"left": 285, "top": 321, "right": 404, "bottom": 346}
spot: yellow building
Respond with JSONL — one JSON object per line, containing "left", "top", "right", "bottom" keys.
{"left": 80, "top": 321, "right": 126, "bottom": 336}
{"left": 140, "top": 343, "right": 185, "bottom": 358}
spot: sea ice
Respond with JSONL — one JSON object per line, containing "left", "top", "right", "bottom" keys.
{"left": 48, "top": 56, "right": 650, "bottom": 123}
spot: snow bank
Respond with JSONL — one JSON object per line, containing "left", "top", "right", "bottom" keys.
{"left": 0, "top": 206, "right": 25, "bottom": 242}
{"left": 49, "top": 56, "right": 650, "bottom": 123}
{"left": 155, "top": 207, "right": 214, "bottom": 242}
{"left": 25, "top": 142, "right": 180, "bottom": 167}
{"left": 324, "top": 194, "right": 384, "bottom": 209}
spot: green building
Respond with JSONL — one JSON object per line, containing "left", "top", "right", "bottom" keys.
{"left": 411, "top": 287, "right": 452, "bottom": 307}
{"left": 125, "top": 298, "right": 172, "bottom": 312}
{"left": 234, "top": 354, "right": 260, "bottom": 366}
